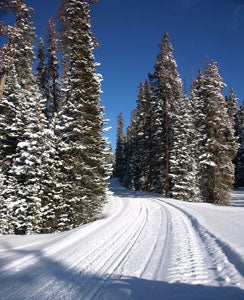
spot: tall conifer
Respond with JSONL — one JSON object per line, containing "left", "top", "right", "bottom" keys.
{"left": 57, "top": 0, "right": 108, "bottom": 229}
{"left": 152, "top": 33, "right": 183, "bottom": 195}
{"left": 114, "top": 113, "right": 126, "bottom": 183}
{"left": 198, "top": 62, "right": 237, "bottom": 204}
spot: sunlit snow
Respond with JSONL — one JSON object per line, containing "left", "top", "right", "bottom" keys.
{"left": 0, "top": 179, "right": 244, "bottom": 300}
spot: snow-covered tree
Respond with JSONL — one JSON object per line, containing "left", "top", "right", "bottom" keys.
{"left": 198, "top": 62, "right": 237, "bottom": 204}
{"left": 114, "top": 112, "right": 126, "bottom": 183}
{"left": 136, "top": 81, "right": 155, "bottom": 191}
{"left": 189, "top": 70, "right": 206, "bottom": 202}
{"left": 151, "top": 33, "right": 183, "bottom": 196}
{"left": 36, "top": 38, "right": 48, "bottom": 108}
{"left": 226, "top": 88, "right": 239, "bottom": 134}
{"left": 46, "top": 17, "right": 60, "bottom": 124}
{"left": 170, "top": 95, "right": 198, "bottom": 201}
{"left": 0, "top": 65, "right": 24, "bottom": 234}
{"left": 236, "top": 101, "right": 244, "bottom": 187}
{"left": 57, "top": 0, "right": 109, "bottom": 230}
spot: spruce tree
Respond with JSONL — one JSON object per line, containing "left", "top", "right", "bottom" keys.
{"left": 46, "top": 17, "right": 60, "bottom": 123}
{"left": 151, "top": 33, "right": 183, "bottom": 195}
{"left": 0, "top": 65, "right": 24, "bottom": 234}
{"left": 36, "top": 38, "right": 48, "bottom": 101}
{"left": 0, "top": 0, "right": 59, "bottom": 234}
{"left": 114, "top": 112, "right": 126, "bottom": 183}
{"left": 236, "top": 101, "right": 244, "bottom": 187}
{"left": 170, "top": 95, "right": 198, "bottom": 201}
{"left": 190, "top": 70, "right": 206, "bottom": 202}
{"left": 198, "top": 62, "right": 237, "bottom": 204}
{"left": 225, "top": 88, "right": 239, "bottom": 187}
{"left": 5, "top": 85, "right": 47, "bottom": 234}
{"left": 226, "top": 88, "right": 239, "bottom": 135}
{"left": 57, "top": 0, "right": 109, "bottom": 229}
{"left": 136, "top": 81, "right": 155, "bottom": 191}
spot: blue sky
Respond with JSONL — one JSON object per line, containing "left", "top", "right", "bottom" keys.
{"left": 4, "top": 0, "right": 244, "bottom": 149}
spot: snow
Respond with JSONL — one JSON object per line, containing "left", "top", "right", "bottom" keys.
{"left": 0, "top": 178, "right": 244, "bottom": 299}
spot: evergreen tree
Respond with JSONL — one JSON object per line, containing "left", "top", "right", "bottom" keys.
{"left": 136, "top": 81, "right": 155, "bottom": 191}
{"left": 190, "top": 70, "right": 206, "bottom": 202}
{"left": 5, "top": 85, "right": 47, "bottom": 234}
{"left": 114, "top": 112, "right": 126, "bottom": 183}
{"left": 0, "top": 0, "right": 60, "bottom": 234}
{"left": 8, "top": 0, "right": 36, "bottom": 89}
{"left": 236, "top": 101, "right": 244, "bottom": 187}
{"left": 57, "top": 0, "right": 109, "bottom": 230}
{"left": 124, "top": 80, "right": 156, "bottom": 191}
{"left": 36, "top": 38, "right": 48, "bottom": 101}
{"left": 126, "top": 109, "right": 142, "bottom": 190}
{"left": 225, "top": 88, "right": 239, "bottom": 187}
{"left": 151, "top": 33, "right": 183, "bottom": 195}
{"left": 0, "top": 65, "right": 24, "bottom": 234}
{"left": 170, "top": 95, "right": 198, "bottom": 201}
{"left": 198, "top": 62, "right": 237, "bottom": 204}
{"left": 46, "top": 17, "right": 60, "bottom": 123}
{"left": 226, "top": 88, "right": 239, "bottom": 134}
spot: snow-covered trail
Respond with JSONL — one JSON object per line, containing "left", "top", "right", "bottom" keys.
{"left": 0, "top": 179, "right": 244, "bottom": 300}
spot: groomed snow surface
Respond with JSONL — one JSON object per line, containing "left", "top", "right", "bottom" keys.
{"left": 0, "top": 179, "right": 244, "bottom": 300}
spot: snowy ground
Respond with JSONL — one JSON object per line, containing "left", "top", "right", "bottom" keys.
{"left": 0, "top": 179, "right": 244, "bottom": 300}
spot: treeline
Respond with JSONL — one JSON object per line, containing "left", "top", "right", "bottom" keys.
{"left": 0, "top": 0, "right": 110, "bottom": 234}
{"left": 114, "top": 33, "right": 244, "bottom": 205}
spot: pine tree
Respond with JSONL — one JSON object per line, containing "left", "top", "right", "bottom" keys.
{"left": 46, "top": 17, "right": 60, "bottom": 123}
{"left": 0, "top": 65, "right": 24, "bottom": 234}
{"left": 136, "top": 81, "right": 155, "bottom": 191}
{"left": 170, "top": 95, "right": 198, "bottom": 201}
{"left": 225, "top": 88, "right": 239, "bottom": 187}
{"left": 5, "top": 85, "right": 47, "bottom": 234}
{"left": 0, "top": 0, "right": 18, "bottom": 102}
{"left": 36, "top": 38, "right": 48, "bottom": 100}
{"left": 236, "top": 101, "right": 244, "bottom": 187}
{"left": 226, "top": 88, "right": 239, "bottom": 134}
{"left": 125, "top": 80, "right": 156, "bottom": 191}
{"left": 0, "top": 0, "right": 60, "bottom": 234}
{"left": 151, "top": 33, "right": 183, "bottom": 195}
{"left": 9, "top": 0, "right": 35, "bottom": 89}
{"left": 190, "top": 70, "right": 206, "bottom": 202}
{"left": 114, "top": 112, "right": 126, "bottom": 183}
{"left": 198, "top": 62, "right": 237, "bottom": 204}
{"left": 57, "top": 0, "right": 109, "bottom": 230}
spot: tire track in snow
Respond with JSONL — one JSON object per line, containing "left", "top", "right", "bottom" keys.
{"left": 23, "top": 196, "right": 149, "bottom": 300}
{"left": 80, "top": 199, "right": 149, "bottom": 300}
{"left": 160, "top": 199, "right": 244, "bottom": 288}
{"left": 0, "top": 196, "right": 123, "bottom": 277}
{"left": 91, "top": 198, "right": 171, "bottom": 300}
{"left": 1, "top": 186, "right": 244, "bottom": 299}
{"left": 160, "top": 201, "right": 215, "bottom": 285}
{"left": 0, "top": 196, "right": 126, "bottom": 300}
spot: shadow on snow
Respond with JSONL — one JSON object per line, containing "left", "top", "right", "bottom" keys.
{"left": 0, "top": 241, "right": 244, "bottom": 300}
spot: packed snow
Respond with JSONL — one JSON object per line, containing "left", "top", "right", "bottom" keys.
{"left": 0, "top": 179, "right": 244, "bottom": 300}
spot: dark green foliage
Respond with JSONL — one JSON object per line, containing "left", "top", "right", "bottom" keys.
{"left": 236, "top": 101, "right": 244, "bottom": 187}
{"left": 119, "top": 33, "right": 183, "bottom": 196}
{"left": 0, "top": 0, "right": 110, "bottom": 234}
{"left": 115, "top": 36, "right": 238, "bottom": 205}
{"left": 56, "top": 0, "right": 109, "bottom": 231}
{"left": 114, "top": 113, "right": 126, "bottom": 183}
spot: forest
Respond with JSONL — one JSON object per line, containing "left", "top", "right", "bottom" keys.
{"left": 0, "top": 0, "right": 243, "bottom": 236}
{"left": 114, "top": 33, "right": 244, "bottom": 205}
{"left": 0, "top": 0, "right": 111, "bottom": 235}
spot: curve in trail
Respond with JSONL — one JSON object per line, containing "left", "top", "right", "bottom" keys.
{"left": 159, "top": 199, "right": 244, "bottom": 289}
{"left": 154, "top": 199, "right": 216, "bottom": 285}
{"left": 1, "top": 184, "right": 244, "bottom": 300}
{"left": 0, "top": 195, "right": 155, "bottom": 300}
